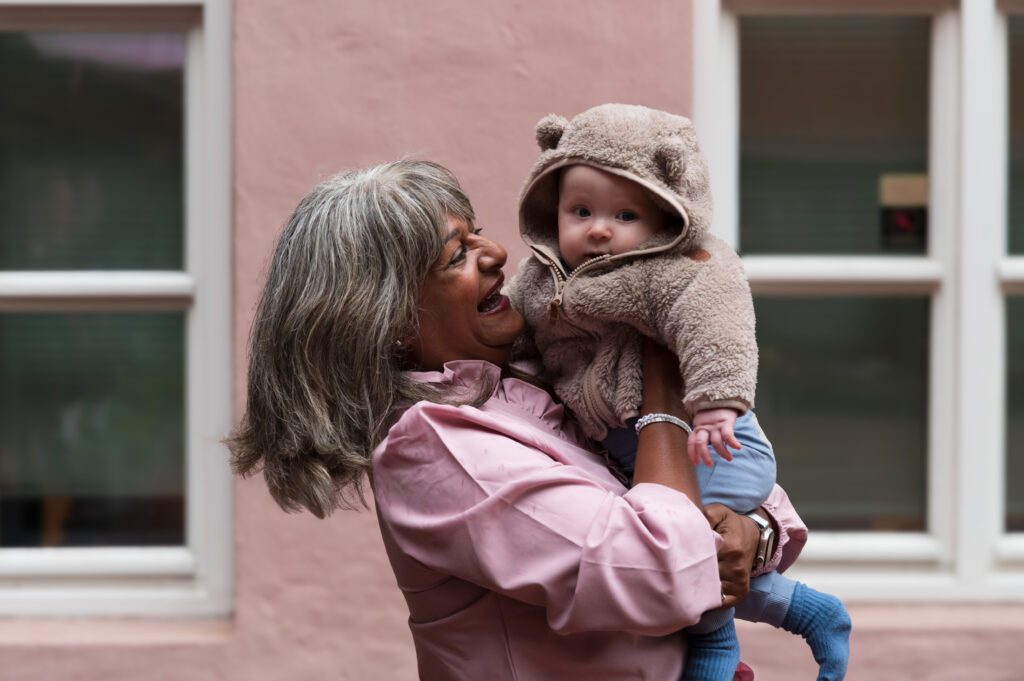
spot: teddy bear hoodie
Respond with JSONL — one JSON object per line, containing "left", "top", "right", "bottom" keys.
{"left": 507, "top": 104, "right": 757, "bottom": 441}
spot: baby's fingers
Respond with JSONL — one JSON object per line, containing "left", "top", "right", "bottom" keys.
{"left": 686, "top": 438, "right": 702, "bottom": 467}
{"left": 709, "top": 429, "right": 733, "bottom": 462}
{"left": 716, "top": 428, "right": 740, "bottom": 462}
{"left": 688, "top": 428, "right": 714, "bottom": 468}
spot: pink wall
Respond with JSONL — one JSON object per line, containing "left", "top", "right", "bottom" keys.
{"left": 231, "top": 3, "right": 691, "bottom": 675}
{"left": 3, "top": 1, "right": 1024, "bottom": 680}
{"left": 5, "top": 0, "right": 691, "bottom": 678}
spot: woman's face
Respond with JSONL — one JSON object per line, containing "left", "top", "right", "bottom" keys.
{"left": 408, "top": 215, "right": 524, "bottom": 371}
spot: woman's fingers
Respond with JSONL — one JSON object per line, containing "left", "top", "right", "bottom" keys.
{"left": 704, "top": 503, "right": 755, "bottom": 607}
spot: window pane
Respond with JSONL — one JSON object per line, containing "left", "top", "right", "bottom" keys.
{"left": 0, "top": 312, "right": 184, "bottom": 547}
{"left": 1008, "top": 298, "right": 1024, "bottom": 531}
{"left": 740, "top": 17, "right": 930, "bottom": 255}
{"left": 754, "top": 296, "right": 928, "bottom": 530}
{"left": 0, "top": 32, "right": 184, "bottom": 270}
{"left": 1009, "top": 17, "right": 1024, "bottom": 254}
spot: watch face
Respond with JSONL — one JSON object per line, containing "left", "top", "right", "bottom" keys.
{"left": 747, "top": 511, "right": 770, "bottom": 530}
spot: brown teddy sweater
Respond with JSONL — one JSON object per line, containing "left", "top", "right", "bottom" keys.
{"left": 507, "top": 104, "right": 757, "bottom": 441}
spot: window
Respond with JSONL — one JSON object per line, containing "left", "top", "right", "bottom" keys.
{"left": 1007, "top": 12, "right": 1024, "bottom": 535}
{"left": 0, "top": 3, "right": 231, "bottom": 616}
{"left": 694, "top": 1, "right": 1024, "bottom": 600}
{"left": 739, "top": 15, "right": 932, "bottom": 532}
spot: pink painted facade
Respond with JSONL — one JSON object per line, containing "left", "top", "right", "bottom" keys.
{"left": 1, "top": 1, "right": 1022, "bottom": 679}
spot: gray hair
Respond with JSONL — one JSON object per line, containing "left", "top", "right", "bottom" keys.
{"left": 227, "top": 160, "right": 482, "bottom": 517}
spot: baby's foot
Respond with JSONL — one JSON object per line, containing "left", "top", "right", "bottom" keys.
{"left": 781, "top": 582, "right": 851, "bottom": 681}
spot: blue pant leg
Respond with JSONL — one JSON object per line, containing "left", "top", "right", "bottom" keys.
{"left": 695, "top": 411, "right": 776, "bottom": 513}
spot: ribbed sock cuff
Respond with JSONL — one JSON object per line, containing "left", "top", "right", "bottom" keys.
{"left": 733, "top": 570, "right": 796, "bottom": 626}
{"left": 682, "top": 619, "right": 741, "bottom": 681}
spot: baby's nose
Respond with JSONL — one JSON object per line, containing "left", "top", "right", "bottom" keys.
{"left": 588, "top": 219, "right": 612, "bottom": 239}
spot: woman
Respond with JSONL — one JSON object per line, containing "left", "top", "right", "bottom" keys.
{"left": 228, "top": 160, "right": 807, "bottom": 681}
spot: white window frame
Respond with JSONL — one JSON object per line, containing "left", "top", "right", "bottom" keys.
{"left": 694, "top": 0, "right": 1024, "bottom": 600}
{"left": 0, "top": 0, "right": 232, "bottom": 616}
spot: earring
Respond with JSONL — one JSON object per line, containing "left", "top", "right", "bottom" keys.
{"left": 393, "top": 339, "right": 404, "bottom": 349}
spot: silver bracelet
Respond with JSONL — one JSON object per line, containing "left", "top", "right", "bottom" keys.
{"left": 634, "top": 413, "right": 693, "bottom": 434}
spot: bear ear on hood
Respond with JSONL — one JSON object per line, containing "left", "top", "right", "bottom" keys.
{"left": 535, "top": 114, "right": 569, "bottom": 151}
{"left": 653, "top": 136, "right": 686, "bottom": 188}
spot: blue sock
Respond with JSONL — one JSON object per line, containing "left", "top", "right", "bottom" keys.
{"left": 781, "top": 582, "right": 852, "bottom": 681}
{"left": 681, "top": 618, "right": 741, "bottom": 681}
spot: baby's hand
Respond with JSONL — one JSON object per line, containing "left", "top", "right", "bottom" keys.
{"left": 688, "top": 408, "right": 742, "bottom": 468}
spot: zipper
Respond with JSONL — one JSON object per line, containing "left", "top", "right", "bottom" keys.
{"left": 532, "top": 250, "right": 614, "bottom": 324}
{"left": 581, "top": 367, "right": 620, "bottom": 432}
{"left": 545, "top": 257, "right": 568, "bottom": 323}
{"left": 529, "top": 248, "right": 621, "bottom": 427}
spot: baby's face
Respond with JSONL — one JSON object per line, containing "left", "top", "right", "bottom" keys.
{"left": 557, "top": 165, "right": 667, "bottom": 269}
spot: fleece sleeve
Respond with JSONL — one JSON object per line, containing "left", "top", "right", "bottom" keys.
{"left": 372, "top": 401, "right": 724, "bottom": 636}
{"left": 649, "top": 243, "right": 758, "bottom": 416}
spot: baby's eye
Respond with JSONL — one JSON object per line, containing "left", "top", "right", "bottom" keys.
{"left": 573, "top": 207, "right": 591, "bottom": 218}
{"left": 618, "top": 211, "right": 637, "bottom": 222}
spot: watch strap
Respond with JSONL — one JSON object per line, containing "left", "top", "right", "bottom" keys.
{"left": 744, "top": 511, "right": 775, "bottom": 570}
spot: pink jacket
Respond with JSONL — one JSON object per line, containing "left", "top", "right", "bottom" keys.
{"left": 372, "top": 360, "right": 807, "bottom": 681}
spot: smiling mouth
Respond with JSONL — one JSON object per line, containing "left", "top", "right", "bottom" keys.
{"left": 478, "top": 275, "right": 506, "bottom": 313}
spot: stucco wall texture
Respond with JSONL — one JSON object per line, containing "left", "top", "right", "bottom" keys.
{"left": 2, "top": 1, "right": 1023, "bottom": 679}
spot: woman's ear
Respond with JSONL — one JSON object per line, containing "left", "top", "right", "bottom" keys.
{"left": 653, "top": 137, "right": 686, "bottom": 187}
{"left": 535, "top": 114, "right": 569, "bottom": 151}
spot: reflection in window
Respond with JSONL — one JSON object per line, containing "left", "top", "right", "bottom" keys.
{"left": 0, "top": 313, "right": 185, "bottom": 547}
{"left": 754, "top": 296, "right": 928, "bottom": 531}
{"left": 0, "top": 32, "right": 184, "bottom": 270}
{"left": 739, "top": 16, "right": 930, "bottom": 255}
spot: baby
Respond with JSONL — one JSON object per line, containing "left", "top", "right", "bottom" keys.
{"left": 508, "top": 104, "right": 851, "bottom": 681}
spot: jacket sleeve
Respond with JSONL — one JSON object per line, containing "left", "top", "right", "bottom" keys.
{"left": 758, "top": 484, "right": 808, "bottom": 576}
{"left": 372, "top": 401, "right": 724, "bottom": 636}
{"left": 649, "top": 242, "right": 758, "bottom": 416}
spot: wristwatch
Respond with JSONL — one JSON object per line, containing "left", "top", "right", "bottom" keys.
{"left": 745, "top": 511, "right": 776, "bottom": 570}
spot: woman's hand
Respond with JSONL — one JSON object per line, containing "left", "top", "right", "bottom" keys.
{"left": 704, "top": 503, "right": 760, "bottom": 608}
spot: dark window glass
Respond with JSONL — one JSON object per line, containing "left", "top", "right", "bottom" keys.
{"left": 1009, "top": 17, "right": 1024, "bottom": 254}
{"left": 1008, "top": 298, "right": 1024, "bottom": 531}
{"left": 754, "top": 296, "right": 928, "bottom": 531}
{"left": 740, "top": 16, "right": 930, "bottom": 255}
{"left": 0, "top": 312, "right": 184, "bottom": 547}
{"left": 0, "top": 32, "right": 184, "bottom": 270}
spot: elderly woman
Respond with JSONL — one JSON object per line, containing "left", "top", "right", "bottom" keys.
{"left": 228, "top": 160, "right": 806, "bottom": 681}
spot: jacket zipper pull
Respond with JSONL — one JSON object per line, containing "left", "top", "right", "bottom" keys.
{"left": 549, "top": 293, "right": 562, "bottom": 324}
{"left": 544, "top": 254, "right": 568, "bottom": 323}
